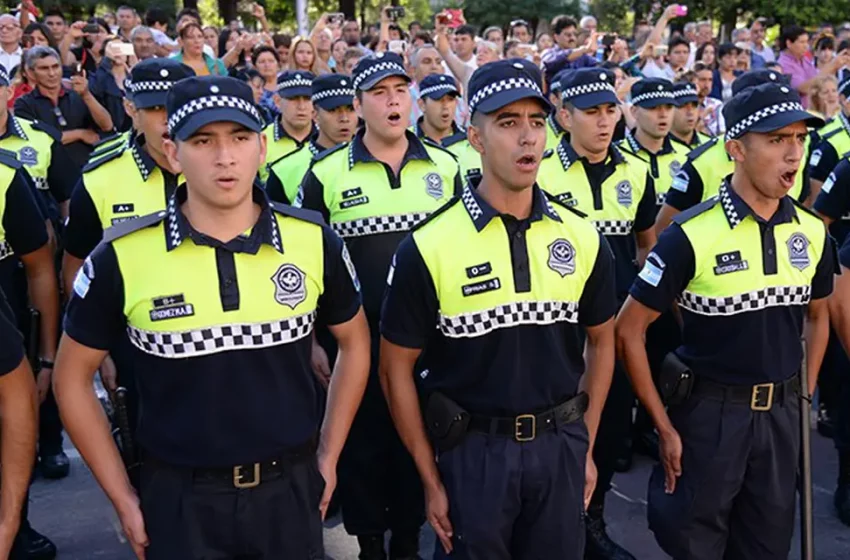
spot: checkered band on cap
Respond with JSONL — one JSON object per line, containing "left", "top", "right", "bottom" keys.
{"left": 0, "top": 240, "right": 12, "bottom": 261}
{"left": 129, "top": 80, "right": 174, "bottom": 94}
{"left": 277, "top": 75, "right": 313, "bottom": 92}
{"left": 673, "top": 85, "right": 698, "bottom": 97}
{"left": 631, "top": 90, "right": 675, "bottom": 105}
{"left": 469, "top": 76, "right": 543, "bottom": 115}
{"left": 419, "top": 83, "right": 458, "bottom": 98}
{"left": 331, "top": 212, "right": 430, "bottom": 238}
{"left": 439, "top": 300, "right": 579, "bottom": 338}
{"left": 352, "top": 60, "right": 406, "bottom": 90}
{"left": 127, "top": 311, "right": 316, "bottom": 358}
{"left": 167, "top": 95, "right": 263, "bottom": 135}
{"left": 312, "top": 87, "right": 355, "bottom": 102}
{"left": 561, "top": 80, "right": 616, "bottom": 102}
{"left": 678, "top": 285, "right": 811, "bottom": 316}
{"left": 592, "top": 220, "right": 634, "bottom": 236}
{"left": 725, "top": 101, "right": 806, "bottom": 140}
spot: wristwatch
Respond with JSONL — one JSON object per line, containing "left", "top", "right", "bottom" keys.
{"left": 38, "top": 358, "right": 55, "bottom": 370}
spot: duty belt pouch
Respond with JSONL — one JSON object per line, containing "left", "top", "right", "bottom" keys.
{"left": 423, "top": 392, "right": 470, "bottom": 452}
{"left": 659, "top": 353, "right": 694, "bottom": 406}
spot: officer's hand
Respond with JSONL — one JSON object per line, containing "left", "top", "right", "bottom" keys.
{"left": 584, "top": 453, "right": 597, "bottom": 510}
{"left": 426, "top": 481, "right": 453, "bottom": 554}
{"left": 36, "top": 367, "right": 52, "bottom": 404}
{"left": 116, "top": 496, "right": 149, "bottom": 559}
{"left": 100, "top": 354, "right": 118, "bottom": 392}
{"left": 310, "top": 340, "right": 332, "bottom": 388}
{"left": 659, "top": 427, "right": 683, "bottom": 494}
{"left": 316, "top": 454, "right": 336, "bottom": 520}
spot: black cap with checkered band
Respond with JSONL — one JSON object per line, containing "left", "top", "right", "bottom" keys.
{"left": 352, "top": 52, "right": 409, "bottom": 92}
{"left": 630, "top": 77, "right": 675, "bottom": 108}
{"left": 311, "top": 73, "right": 355, "bottom": 111}
{"left": 671, "top": 82, "right": 699, "bottom": 106}
{"left": 560, "top": 67, "right": 619, "bottom": 110}
{"left": 467, "top": 58, "right": 550, "bottom": 116}
{"left": 731, "top": 68, "right": 790, "bottom": 97}
{"left": 166, "top": 76, "right": 265, "bottom": 141}
{"left": 723, "top": 82, "right": 824, "bottom": 141}
{"left": 127, "top": 58, "right": 196, "bottom": 109}
{"left": 277, "top": 70, "right": 315, "bottom": 99}
{"left": 418, "top": 73, "right": 459, "bottom": 101}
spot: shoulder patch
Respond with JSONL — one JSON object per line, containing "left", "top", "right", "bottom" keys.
{"left": 102, "top": 210, "right": 166, "bottom": 243}
{"left": 686, "top": 137, "right": 719, "bottom": 161}
{"left": 83, "top": 146, "right": 128, "bottom": 173}
{"left": 28, "top": 120, "right": 62, "bottom": 142}
{"left": 672, "top": 197, "right": 719, "bottom": 225}
{"left": 269, "top": 201, "right": 325, "bottom": 225}
{"left": 545, "top": 190, "right": 588, "bottom": 219}
{"left": 0, "top": 147, "right": 21, "bottom": 169}
{"left": 312, "top": 141, "right": 347, "bottom": 163}
{"left": 411, "top": 196, "right": 462, "bottom": 232}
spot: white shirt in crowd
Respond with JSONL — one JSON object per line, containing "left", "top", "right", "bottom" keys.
{"left": 0, "top": 45, "right": 22, "bottom": 73}
{"left": 642, "top": 58, "right": 677, "bottom": 80}
{"left": 749, "top": 42, "right": 776, "bottom": 63}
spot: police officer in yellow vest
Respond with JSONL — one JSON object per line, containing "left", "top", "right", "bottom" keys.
{"left": 265, "top": 73, "right": 356, "bottom": 205}
{"left": 411, "top": 73, "right": 481, "bottom": 180}
{"left": 622, "top": 78, "right": 691, "bottom": 207}
{"left": 659, "top": 69, "right": 811, "bottom": 230}
{"left": 63, "top": 58, "right": 195, "bottom": 297}
{"left": 298, "top": 51, "right": 460, "bottom": 560}
{"left": 537, "top": 66, "right": 654, "bottom": 560}
{"left": 546, "top": 69, "right": 572, "bottom": 150}
{"left": 53, "top": 75, "right": 371, "bottom": 559}
{"left": 617, "top": 82, "right": 834, "bottom": 560}
{"left": 380, "top": 58, "right": 617, "bottom": 560}
{"left": 670, "top": 82, "right": 710, "bottom": 149}
{"left": 808, "top": 71, "right": 850, "bottom": 197}
{"left": 260, "top": 71, "right": 317, "bottom": 182}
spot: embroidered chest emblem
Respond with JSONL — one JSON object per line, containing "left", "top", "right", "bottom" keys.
{"left": 271, "top": 264, "right": 307, "bottom": 308}
{"left": 547, "top": 239, "right": 576, "bottom": 277}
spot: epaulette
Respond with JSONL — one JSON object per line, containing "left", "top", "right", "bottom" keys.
{"left": 0, "top": 147, "right": 21, "bottom": 169}
{"left": 544, "top": 190, "right": 589, "bottom": 219}
{"left": 421, "top": 137, "right": 458, "bottom": 160}
{"left": 541, "top": 148, "right": 554, "bottom": 160}
{"left": 269, "top": 201, "right": 325, "bottom": 226}
{"left": 790, "top": 197, "right": 824, "bottom": 221}
{"left": 91, "top": 131, "right": 124, "bottom": 150}
{"left": 618, "top": 144, "right": 650, "bottom": 164}
{"left": 686, "top": 137, "right": 719, "bottom": 161}
{"left": 672, "top": 197, "right": 719, "bottom": 225}
{"left": 442, "top": 131, "right": 467, "bottom": 148}
{"left": 312, "top": 142, "right": 347, "bottom": 163}
{"left": 102, "top": 210, "right": 166, "bottom": 243}
{"left": 82, "top": 145, "right": 128, "bottom": 173}
{"left": 28, "top": 120, "right": 61, "bottom": 142}
{"left": 411, "top": 196, "right": 461, "bottom": 232}
{"left": 267, "top": 144, "right": 306, "bottom": 170}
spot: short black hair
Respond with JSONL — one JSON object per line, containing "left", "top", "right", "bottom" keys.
{"left": 252, "top": 44, "right": 279, "bottom": 64}
{"left": 408, "top": 20, "right": 421, "bottom": 31}
{"left": 816, "top": 35, "right": 836, "bottom": 51}
{"left": 551, "top": 16, "right": 578, "bottom": 36}
{"left": 503, "top": 39, "right": 519, "bottom": 57}
{"left": 717, "top": 42, "right": 740, "bottom": 59}
{"left": 413, "top": 31, "right": 432, "bottom": 44}
{"left": 455, "top": 25, "right": 476, "bottom": 38}
{"left": 144, "top": 7, "right": 169, "bottom": 27}
{"left": 840, "top": 39, "right": 850, "bottom": 52}
{"left": 88, "top": 17, "right": 110, "bottom": 34}
{"left": 43, "top": 8, "right": 65, "bottom": 21}
{"left": 781, "top": 25, "right": 808, "bottom": 50}
{"left": 235, "top": 67, "right": 264, "bottom": 84}
{"left": 668, "top": 36, "right": 690, "bottom": 51}
{"left": 273, "top": 33, "right": 292, "bottom": 49}
{"left": 177, "top": 7, "right": 202, "bottom": 26}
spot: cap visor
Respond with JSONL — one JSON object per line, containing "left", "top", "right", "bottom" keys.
{"left": 133, "top": 91, "right": 169, "bottom": 110}
{"left": 279, "top": 86, "right": 312, "bottom": 99}
{"left": 475, "top": 89, "right": 552, "bottom": 115}
{"left": 315, "top": 96, "right": 355, "bottom": 111}
{"left": 359, "top": 70, "right": 410, "bottom": 91}
{"left": 570, "top": 91, "right": 620, "bottom": 110}
{"left": 634, "top": 98, "right": 676, "bottom": 109}
{"left": 747, "top": 110, "right": 825, "bottom": 135}
{"left": 173, "top": 109, "right": 263, "bottom": 142}
{"left": 674, "top": 95, "right": 699, "bottom": 107}
{"left": 423, "top": 90, "right": 459, "bottom": 101}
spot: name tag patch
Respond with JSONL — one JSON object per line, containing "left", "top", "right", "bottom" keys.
{"left": 465, "top": 262, "right": 491, "bottom": 278}
{"left": 462, "top": 277, "right": 501, "bottom": 297}
{"left": 713, "top": 251, "right": 749, "bottom": 275}
{"left": 113, "top": 203, "right": 135, "bottom": 213}
{"left": 342, "top": 187, "right": 363, "bottom": 198}
{"left": 340, "top": 196, "right": 369, "bottom": 209}
{"left": 556, "top": 192, "right": 579, "bottom": 207}
{"left": 149, "top": 294, "right": 195, "bottom": 322}
{"left": 111, "top": 216, "right": 139, "bottom": 225}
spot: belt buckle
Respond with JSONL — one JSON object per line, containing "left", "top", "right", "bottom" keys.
{"left": 233, "top": 463, "right": 261, "bottom": 489}
{"left": 515, "top": 414, "right": 536, "bottom": 442}
{"left": 750, "top": 383, "right": 774, "bottom": 411}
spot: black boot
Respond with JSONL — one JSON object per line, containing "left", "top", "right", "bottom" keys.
{"left": 835, "top": 450, "right": 850, "bottom": 526}
{"left": 585, "top": 504, "right": 636, "bottom": 560}
{"left": 357, "top": 535, "right": 387, "bottom": 560}
{"left": 389, "top": 528, "right": 421, "bottom": 560}
{"left": 818, "top": 402, "right": 835, "bottom": 439}
{"left": 24, "top": 526, "right": 56, "bottom": 560}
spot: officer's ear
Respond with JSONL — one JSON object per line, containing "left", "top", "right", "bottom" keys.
{"left": 467, "top": 112, "right": 485, "bottom": 155}
{"left": 123, "top": 98, "right": 137, "bottom": 121}
{"left": 353, "top": 90, "right": 363, "bottom": 120}
{"left": 257, "top": 129, "right": 268, "bottom": 167}
{"left": 417, "top": 98, "right": 426, "bottom": 113}
{"left": 561, "top": 103, "right": 573, "bottom": 130}
{"left": 312, "top": 108, "right": 319, "bottom": 124}
{"left": 726, "top": 137, "right": 746, "bottom": 162}
{"left": 162, "top": 137, "right": 182, "bottom": 174}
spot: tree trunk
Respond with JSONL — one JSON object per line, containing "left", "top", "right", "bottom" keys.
{"left": 339, "top": 0, "right": 356, "bottom": 19}
{"left": 183, "top": 0, "right": 198, "bottom": 9}
{"left": 219, "top": 0, "right": 237, "bottom": 26}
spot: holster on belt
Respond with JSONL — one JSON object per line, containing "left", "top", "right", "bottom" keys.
{"left": 423, "top": 392, "right": 470, "bottom": 452}
{"left": 658, "top": 352, "right": 694, "bottom": 406}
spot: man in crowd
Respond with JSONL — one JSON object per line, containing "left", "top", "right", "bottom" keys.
{"left": 452, "top": 25, "right": 477, "bottom": 71}
{"left": 115, "top": 6, "right": 137, "bottom": 42}
{"left": 43, "top": 9, "right": 67, "bottom": 46}
{"left": 0, "top": 15, "right": 21, "bottom": 74}
{"left": 749, "top": 17, "right": 776, "bottom": 64}
{"left": 542, "top": 15, "right": 597, "bottom": 86}
{"left": 131, "top": 26, "right": 157, "bottom": 61}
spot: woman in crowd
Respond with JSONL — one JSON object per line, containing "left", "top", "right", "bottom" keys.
{"left": 331, "top": 38, "right": 347, "bottom": 71}
{"left": 24, "top": 22, "right": 58, "bottom": 50}
{"left": 219, "top": 28, "right": 250, "bottom": 74}
{"left": 252, "top": 45, "right": 281, "bottom": 117}
{"left": 203, "top": 26, "right": 220, "bottom": 57}
{"left": 290, "top": 35, "right": 320, "bottom": 74}
{"left": 176, "top": 21, "right": 226, "bottom": 76}
{"left": 536, "top": 33, "right": 553, "bottom": 53}
{"left": 273, "top": 33, "right": 292, "bottom": 71}
{"left": 313, "top": 28, "right": 333, "bottom": 74}
{"left": 88, "top": 37, "right": 133, "bottom": 131}
{"left": 810, "top": 74, "right": 841, "bottom": 121}
{"left": 696, "top": 42, "right": 716, "bottom": 68}
{"left": 815, "top": 34, "right": 836, "bottom": 68}
{"left": 235, "top": 67, "right": 275, "bottom": 125}
{"left": 475, "top": 40, "right": 500, "bottom": 66}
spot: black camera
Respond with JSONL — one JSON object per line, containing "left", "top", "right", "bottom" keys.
{"left": 386, "top": 6, "right": 405, "bottom": 21}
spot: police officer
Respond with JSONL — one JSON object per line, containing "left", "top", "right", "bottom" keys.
{"left": 412, "top": 73, "right": 481, "bottom": 180}
{"left": 298, "top": 52, "right": 460, "bottom": 559}
{"left": 616, "top": 82, "right": 833, "bottom": 560}
{"left": 536, "top": 66, "right": 654, "bottom": 560}
{"left": 622, "top": 78, "right": 691, "bottom": 207}
{"left": 53, "top": 76, "right": 371, "bottom": 559}
{"left": 260, "top": 70, "right": 316, "bottom": 182}
{"left": 670, "top": 82, "right": 709, "bottom": 148}
{"left": 0, "top": 286, "right": 39, "bottom": 560}
{"left": 266, "top": 73, "right": 356, "bottom": 205}
{"left": 379, "top": 58, "right": 616, "bottom": 560}
{"left": 546, "top": 69, "right": 572, "bottom": 150}
{"left": 658, "top": 69, "right": 811, "bottom": 229}
{"left": 63, "top": 58, "right": 195, "bottom": 296}
{"left": 808, "top": 71, "right": 850, "bottom": 197}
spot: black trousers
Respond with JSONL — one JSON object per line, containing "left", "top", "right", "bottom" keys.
{"left": 141, "top": 456, "right": 325, "bottom": 559}
{"left": 648, "top": 382, "right": 800, "bottom": 560}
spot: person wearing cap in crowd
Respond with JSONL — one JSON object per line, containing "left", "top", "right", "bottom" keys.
{"left": 53, "top": 75, "right": 371, "bottom": 559}
{"left": 546, "top": 69, "right": 573, "bottom": 151}
{"left": 260, "top": 70, "right": 317, "bottom": 182}
{"left": 657, "top": 69, "right": 814, "bottom": 231}
{"left": 266, "top": 73, "right": 357, "bottom": 205}
{"left": 808, "top": 71, "right": 850, "bottom": 199}
{"left": 623, "top": 78, "right": 692, "bottom": 208}
{"left": 412, "top": 73, "right": 481, "bottom": 180}
{"left": 297, "top": 52, "right": 460, "bottom": 560}
{"left": 536, "top": 66, "right": 654, "bottom": 560}
{"left": 670, "top": 82, "right": 710, "bottom": 149}
{"left": 616, "top": 81, "right": 833, "bottom": 560}
{"left": 379, "top": 58, "right": 616, "bottom": 560}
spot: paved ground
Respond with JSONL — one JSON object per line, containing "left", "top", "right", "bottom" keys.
{"left": 27, "top": 426, "right": 850, "bottom": 559}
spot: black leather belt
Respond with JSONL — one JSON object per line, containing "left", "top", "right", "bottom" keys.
{"left": 468, "top": 392, "right": 589, "bottom": 442}
{"left": 692, "top": 375, "right": 799, "bottom": 411}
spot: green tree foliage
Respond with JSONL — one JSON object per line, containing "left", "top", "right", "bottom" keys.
{"left": 462, "top": 0, "right": 580, "bottom": 33}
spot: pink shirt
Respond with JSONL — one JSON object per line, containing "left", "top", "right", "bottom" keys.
{"left": 777, "top": 50, "right": 818, "bottom": 108}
